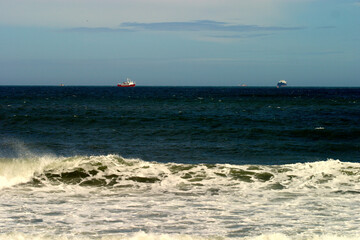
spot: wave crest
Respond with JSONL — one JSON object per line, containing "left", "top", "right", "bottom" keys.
{"left": 1, "top": 155, "right": 360, "bottom": 194}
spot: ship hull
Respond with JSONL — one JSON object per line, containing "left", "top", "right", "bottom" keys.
{"left": 117, "top": 84, "right": 135, "bottom": 87}
{"left": 277, "top": 83, "right": 287, "bottom": 88}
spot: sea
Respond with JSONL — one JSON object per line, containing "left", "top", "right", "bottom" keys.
{"left": 0, "top": 86, "right": 359, "bottom": 240}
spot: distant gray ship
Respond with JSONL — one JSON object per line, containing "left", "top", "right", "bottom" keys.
{"left": 277, "top": 80, "right": 287, "bottom": 88}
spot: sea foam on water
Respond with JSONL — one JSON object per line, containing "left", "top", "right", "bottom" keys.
{"left": 0, "top": 232, "right": 359, "bottom": 240}
{"left": 1, "top": 155, "right": 360, "bottom": 238}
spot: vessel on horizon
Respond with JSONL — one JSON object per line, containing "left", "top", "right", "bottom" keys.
{"left": 277, "top": 80, "right": 287, "bottom": 88}
{"left": 117, "top": 78, "right": 136, "bottom": 87}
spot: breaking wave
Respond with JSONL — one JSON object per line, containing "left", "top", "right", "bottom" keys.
{"left": 1, "top": 154, "right": 360, "bottom": 194}
{"left": 2, "top": 154, "right": 360, "bottom": 238}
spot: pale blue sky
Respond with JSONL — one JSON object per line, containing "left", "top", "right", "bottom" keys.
{"left": 0, "top": 0, "right": 359, "bottom": 86}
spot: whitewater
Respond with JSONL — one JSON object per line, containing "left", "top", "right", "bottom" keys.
{"left": 1, "top": 154, "right": 360, "bottom": 240}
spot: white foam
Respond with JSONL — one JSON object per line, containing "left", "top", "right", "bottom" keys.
{"left": 0, "top": 155, "right": 56, "bottom": 190}
{"left": 250, "top": 234, "right": 359, "bottom": 240}
{"left": 279, "top": 159, "right": 360, "bottom": 191}
{"left": 1, "top": 154, "right": 360, "bottom": 194}
{"left": 0, "top": 232, "right": 359, "bottom": 240}
{"left": 2, "top": 156, "right": 360, "bottom": 238}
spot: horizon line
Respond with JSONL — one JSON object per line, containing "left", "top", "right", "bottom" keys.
{"left": 1, "top": 85, "right": 360, "bottom": 88}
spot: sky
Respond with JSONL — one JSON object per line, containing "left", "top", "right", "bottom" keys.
{"left": 0, "top": 0, "right": 359, "bottom": 86}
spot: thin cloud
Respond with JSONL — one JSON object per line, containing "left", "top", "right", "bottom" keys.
{"left": 119, "top": 20, "right": 304, "bottom": 32}
{"left": 209, "top": 33, "right": 274, "bottom": 39}
{"left": 67, "top": 20, "right": 304, "bottom": 33}
{"left": 66, "top": 27, "right": 134, "bottom": 33}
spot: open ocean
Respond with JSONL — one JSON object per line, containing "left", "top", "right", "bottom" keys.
{"left": 1, "top": 86, "right": 360, "bottom": 240}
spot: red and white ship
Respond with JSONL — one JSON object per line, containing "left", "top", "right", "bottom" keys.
{"left": 117, "top": 78, "right": 136, "bottom": 87}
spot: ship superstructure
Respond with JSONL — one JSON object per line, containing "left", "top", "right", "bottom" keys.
{"left": 277, "top": 80, "right": 287, "bottom": 88}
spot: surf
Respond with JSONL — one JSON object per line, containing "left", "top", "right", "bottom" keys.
{"left": 1, "top": 153, "right": 360, "bottom": 195}
{"left": 1, "top": 232, "right": 359, "bottom": 240}
{"left": 2, "top": 154, "right": 360, "bottom": 238}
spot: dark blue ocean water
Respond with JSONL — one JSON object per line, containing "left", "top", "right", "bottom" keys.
{"left": 1, "top": 86, "right": 359, "bottom": 164}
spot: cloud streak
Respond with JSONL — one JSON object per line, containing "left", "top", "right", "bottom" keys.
{"left": 66, "top": 27, "right": 133, "bottom": 33}
{"left": 120, "top": 20, "right": 304, "bottom": 32}
{"left": 207, "top": 33, "right": 274, "bottom": 39}
{"left": 68, "top": 20, "right": 304, "bottom": 33}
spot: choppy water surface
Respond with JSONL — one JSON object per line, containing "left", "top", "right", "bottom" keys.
{"left": 0, "top": 87, "right": 360, "bottom": 239}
